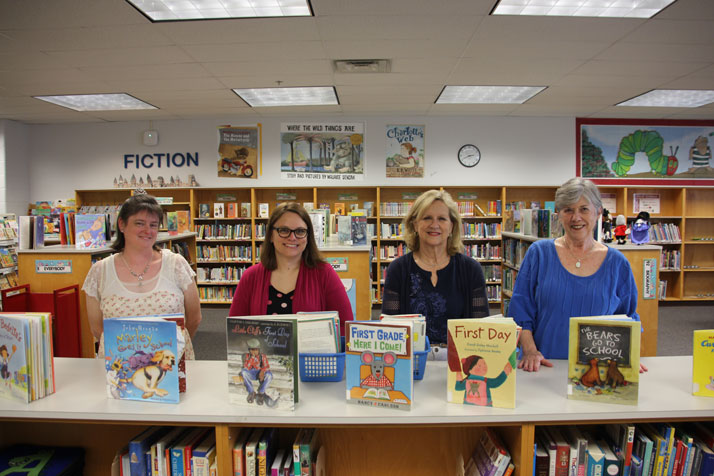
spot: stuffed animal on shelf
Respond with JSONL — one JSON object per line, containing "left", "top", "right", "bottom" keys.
{"left": 614, "top": 214, "right": 627, "bottom": 245}
{"left": 630, "top": 211, "right": 651, "bottom": 245}
{"left": 602, "top": 208, "right": 613, "bottom": 243}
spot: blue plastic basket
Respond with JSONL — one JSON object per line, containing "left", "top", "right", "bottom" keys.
{"left": 413, "top": 336, "right": 430, "bottom": 380}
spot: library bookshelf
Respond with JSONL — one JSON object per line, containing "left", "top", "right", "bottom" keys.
{"left": 0, "top": 356, "right": 710, "bottom": 476}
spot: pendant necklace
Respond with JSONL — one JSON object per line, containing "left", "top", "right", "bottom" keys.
{"left": 562, "top": 239, "right": 591, "bottom": 269}
{"left": 120, "top": 252, "right": 152, "bottom": 286}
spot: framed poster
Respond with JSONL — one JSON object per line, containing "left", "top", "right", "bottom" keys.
{"left": 217, "top": 126, "right": 259, "bottom": 179}
{"left": 577, "top": 118, "right": 714, "bottom": 186}
{"left": 386, "top": 125, "right": 425, "bottom": 178}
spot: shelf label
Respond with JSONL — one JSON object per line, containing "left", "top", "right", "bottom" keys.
{"left": 35, "top": 259, "right": 72, "bottom": 274}
{"left": 326, "top": 257, "right": 348, "bottom": 272}
{"left": 643, "top": 258, "right": 657, "bottom": 300}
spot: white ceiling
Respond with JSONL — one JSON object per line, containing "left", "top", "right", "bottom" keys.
{"left": 1, "top": 0, "right": 713, "bottom": 124}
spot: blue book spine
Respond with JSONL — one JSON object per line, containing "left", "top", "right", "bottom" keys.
{"left": 170, "top": 448, "right": 185, "bottom": 476}
{"left": 700, "top": 449, "right": 714, "bottom": 476}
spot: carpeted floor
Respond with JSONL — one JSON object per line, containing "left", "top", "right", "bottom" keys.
{"left": 192, "top": 303, "right": 713, "bottom": 361}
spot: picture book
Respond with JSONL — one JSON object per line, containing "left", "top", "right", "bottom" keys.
{"left": 226, "top": 202, "right": 237, "bottom": 218}
{"left": 336, "top": 215, "right": 351, "bottom": 245}
{"left": 567, "top": 315, "right": 641, "bottom": 405}
{"left": 293, "top": 312, "right": 340, "bottom": 354}
{"left": 446, "top": 316, "right": 518, "bottom": 408}
{"left": 226, "top": 316, "right": 299, "bottom": 411}
{"left": 103, "top": 317, "right": 181, "bottom": 403}
{"left": 350, "top": 215, "right": 367, "bottom": 245}
{"left": 241, "top": 202, "right": 252, "bottom": 218}
{"left": 176, "top": 210, "right": 190, "bottom": 234}
{"left": 74, "top": 214, "right": 106, "bottom": 249}
{"left": 380, "top": 314, "right": 426, "bottom": 352}
{"left": 345, "top": 320, "right": 413, "bottom": 411}
{"left": 334, "top": 202, "right": 345, "bottom": 215}
{"left": 308, "top": 212, "right": 326, "bottom": 248}
{"left": 258, "top": 203, "right": 270, "bottom": 218}
{"left": 166, "top": 211, "right": 178, "bottom": 236}
{"left": 693, "top": 329, "right": 714, "bottom": 397}
{"left": 213, "top": 202, "right": 225, "bottom": 218}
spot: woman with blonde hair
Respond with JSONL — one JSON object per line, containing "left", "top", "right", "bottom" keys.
{"left": 382, "top": 190, "right": 489, "bottom": 347}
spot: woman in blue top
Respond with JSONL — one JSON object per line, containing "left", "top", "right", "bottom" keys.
{"left": 510, "top": 178, "right": 648, "bottom": 373}
{"left": 382, "top": 189, "right": 489, "bottom": 349}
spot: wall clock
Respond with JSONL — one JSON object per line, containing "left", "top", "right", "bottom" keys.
{"left": 458, "top": 144, "right": 481, "bottom": 168}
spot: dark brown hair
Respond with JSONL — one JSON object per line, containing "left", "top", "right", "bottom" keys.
{"left": 111, "top": 192, "right": 163, "bottom": 252}
{"left": 260, "top": 202, "right": 324, "bottom": 270}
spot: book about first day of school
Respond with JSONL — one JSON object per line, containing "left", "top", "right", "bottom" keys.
{"left": 345, "top": 320, "right": 413, "bottom": 411}
{"left": 103, "top": 316, "right": 183, "bottom": 404}
{"left": 446, "top": 316, "right": 518, "bottom": 409}
{"left": 567, "top": 315, "right": 641, "bottom": 405}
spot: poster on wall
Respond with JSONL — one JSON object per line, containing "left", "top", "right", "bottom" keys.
{"left": 386, "top": 125, "right": 425, "bottom": 178}
{"left": 217, "top": 126, "right": 259, "bottom": 179}
{"left": 577, "top": 118, "right": 714, "bottom": 186}
{"left": 280, "top": 123, "right": 364, "bottom": 181}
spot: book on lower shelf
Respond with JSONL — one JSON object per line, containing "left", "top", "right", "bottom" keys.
{"left": 0, "top": 312, "right": 55, "bottom": 403}
{"left": 567, "top": 315, "right": 641, "bottom": 405}
{"left": 226, "top": 316, "right": 299, "bottom": 411}
{"left": 446, "top": 316, "right": 518, "bottom": 409}
{"left": 0, "top": 444, "right": 85, "bottom": 475}
{"left": 345, "top": 320, "right": 413, "bottom": 411}
{"left": 103, "top": 315, "right": 184, "bottom": 404}
{"left": 693, "top": 329, "right": 714, "bottom": 397}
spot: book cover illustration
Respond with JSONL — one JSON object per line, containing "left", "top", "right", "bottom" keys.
{"left": 103, "top": 317, "right": 180, "bottom": 403}
{"left": 226, "top": 316, "right": 298, "bottom": 411}
{"left": 0, "top": 444, "right": 85, "bottom": 475}
{"left": 386, "top": 124, "right": 425, "bottom": 178}
{"left": 199, "top": 203, "right": 211, "bottom": 218}
{"left": 345, "top": 320, "right": 413, "bottom": 411}
{"left": 567, "top": 315, "right": 640, "bottom": 405}
{"left": 74, "top": 214, "right": 106, "bottom": 249}
{"left": 0, "top": 315, "right": 29, "bottom": 403}
{"left": 693, "top": 329, "right": 714, "bottom": 397}
{"left": 446, "top": 317, "right": 517, "bottom": 408}
{"left": 176, "top": 210, "right": 190, "bottom": 234}
{"left": 350, "top": 215, "right": 367, "bottom": 245}
{"left": 166, "top": 211, "right": 178, "bottom": 235}
{"left": 214, "top": 202, "right": 225, "bottom": 218}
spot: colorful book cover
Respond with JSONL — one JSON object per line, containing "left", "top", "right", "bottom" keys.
{"left": 446, "top": 316, "right": 518, "bottom": 409}
{"left": 214, "top": 203, "right": 225, "bottom": 218}
{"left": 226, "top": 202, "right": 237, "bottom": 219}
{"left": 258, "top": 203, "right": 270, "bottom": 218}
{"left": 350, "top": 215, "right": 367, "bottom": 245}
{"left": 345, "top": 320, "right": 413, "bottom": 411}
{"left": 241, "top": 202, "right": 252, "bottom": 218}
{"left": 74, "top": 213, "right": 106, "bottom": 249}
{"left": 693, "top": 329, "right": 714, "bottom": 397}
{"left": 176, "top": 210, "right": 190, "bottom": 234}
{"left": 226, "top": 316, "right": 299, "bottom": 411}
{"left": 166, "top": 211, "right": 178, "bottom": 235}
{"left": 103, "top": 317, "right": 180, "bottom": 403}
{"left": 567, "top": 315, "right": 640, "bottom": 405}
{"left": 0, "top": 314, "right": 30, "bottom": 403}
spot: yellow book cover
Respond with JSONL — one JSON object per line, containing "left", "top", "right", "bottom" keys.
{"left": 692, "top": 329, "right": 714, "bottom": 397}
{"left": 567, "top": 315, "right": 640, "bottom": 405}
{"left": 334, "top": 202, "right": 345, "bottom": 216}
{"left": 446, "top": 316, "right": 517, "bottom": 409}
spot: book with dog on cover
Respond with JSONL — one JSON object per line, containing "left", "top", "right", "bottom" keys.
{"left": 103, "top": 316, "right": 181, "bottom": 404}
{"left": 567, "top": 315, "right": 640, "bottom": 405}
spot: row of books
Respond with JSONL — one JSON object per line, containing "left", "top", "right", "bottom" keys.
{"left": 456, "top": 201, "right": 488, "bottom": 217}
{"left": 228, "top": 427, "right": 322, "bottom": 476}
{"left": 0, "top": 270, "right": 19, "bottom": 289}
{"left": 379, "top": 201, "right": 414, "bottom": 217}
{"left": 661, "top": 250, "right": 681, "bottom": 271}
{"left": 0, "top": 216, "right": 18, "bottom": 241}
{"left": 503, "top": 268, "right": 516, "bottom": 293}
{"left": 198, "top": 286, "right": 236, "bottom": 301}
{"left": 485, "top": 284, "right": 502, "bottom": 301}
{"left": 196, "top": 265, "right": 245, "bottom": 283}
{"left": 380, "top": 222, "right": 403, "bottom": 239}
{"left": 168, "top": 241, "right": 192, "bottom": 263}
{"left": 462, "top": 222, "right": 502, "bottom": 239}
{"left": 464, "top": 428, "right": 514, "bottom": 476}
{"left": 373, "top": 243, "right": 409, "bottom": 260}
{"left": 0, "top": 247, "right": 17, "bottom": 268}
{"left": 483, "top": 264, "right": 503, "bottom": 282}
{"left": 199, "top": 202, "right": 253, "bottom": 219}
{"left": 0, "top": 312, "right": 55, "bottom": 403}
{"left": 659, "top": 280, "right": 669, "bottom": 300}
{"left": 197, "top": 245, "right": 253, "bottom": 262}
{"left": 649, "top": 223, "right": 682, "bottom": 243}
{"left": 465, "top": 243, "right": 502, "bottom": 260}
{"left": 503, "top": 238, "right": 532, "bottom": 268}
{"left": 196, "top": 223, "right": 252, "bottom": 240}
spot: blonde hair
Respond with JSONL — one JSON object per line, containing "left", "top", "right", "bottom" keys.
{"left": 403, "top": 189, "right": 463, "bottom": 255}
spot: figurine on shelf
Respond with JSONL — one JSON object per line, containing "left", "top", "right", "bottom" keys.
{"left": 614, "top": 214, "right": 627, "bottom": 245}
{"left": 630, "top": 211, "right": 651, "bottom": 245}
{"left": 602, "top": 208, "right": 613, "bottom": 243}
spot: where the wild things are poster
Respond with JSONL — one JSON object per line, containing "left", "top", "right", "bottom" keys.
{"left": 386, "top": 125, "right": 425, "bottom": 178}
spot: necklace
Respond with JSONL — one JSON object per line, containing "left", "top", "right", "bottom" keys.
{"left": 415, "top": 253, "right": 449, "bottom": 270}
{"left": 120, "top": 252, "right": 152, "bottom": 286}
{"left": 561, "top": 238, "right": 593, "bottom": 269}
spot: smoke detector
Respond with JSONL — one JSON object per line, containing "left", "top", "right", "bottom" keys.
{"left": 333, "top": 59, "right": 391, "bottom": 73}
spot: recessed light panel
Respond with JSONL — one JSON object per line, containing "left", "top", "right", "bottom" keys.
{"left": 126, "top": 0, "right": 312, "bottom": 21}
{"left": 34, "top": 93, "right": 157, "bottom": 111}
{"left": 436, "top": 86, "right": 546, "bottom": 104}
{"left": 233, "top": 87, "right": 339, "bottom": 107}
{"left": 617, "top": 90, "right": 714, "bottom": 108}
{"left": 491, "top": 0, "right": 676, "bottom": 18}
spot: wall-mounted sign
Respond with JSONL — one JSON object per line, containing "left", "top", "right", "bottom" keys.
{"left": 326, "top": 257, "right": 348, "bottom": 272}
{"left": 36, "top": 259, "right": 72, "bottom": 274}
{"left": 643, "top": 258, "right": 657, "bottom": 300}
{"left": 276, "top": 192, "right": 297, "bottom": 201}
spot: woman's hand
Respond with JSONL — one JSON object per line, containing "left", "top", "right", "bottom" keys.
{"left": 517, "top": 350, "right": 553, "bottom": 372}
{"left": 639, "top": 362, "right": 648, "bottom": 373}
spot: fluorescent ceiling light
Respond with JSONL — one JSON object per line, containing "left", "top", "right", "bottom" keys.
{"left": 34, "top": 93, "right": 157, "bottom": 111}
{"left": 491, "top": 0, "right": 676, "bottom": 18}
{"left": 436, "top": 86, "right": 546, "bottom": 104}
{"left": 126, "top": 0, "right": 312, "bottom": 21}
{"left": 233, "top": 86, "right": 339, "bottom": 107}
{"left": 617, "top": 90, "right": 714, "bottom": 108}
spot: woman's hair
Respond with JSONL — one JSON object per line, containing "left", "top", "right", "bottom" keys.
{"left": 461, "top": 355, "right": 484, "bottom": 375}
{"left": 403, "top": 189, "right": 463, "bottom": 255}
{"left": 260, "top": 202, "right": 324, "bottom": 270}
{"left": 554, "top": 177, "right": 603, "bottom": 212}
{"left": 111, "top": 191, "right": 163, "bottom": 252}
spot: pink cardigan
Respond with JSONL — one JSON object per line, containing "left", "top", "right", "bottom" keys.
{"left": 228, "top": 261, "right": 353, "bottom": 335}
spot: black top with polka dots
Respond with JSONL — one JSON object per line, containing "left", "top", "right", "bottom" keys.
{"left": 267, "top": 285, "right": 294, "bottom": 315}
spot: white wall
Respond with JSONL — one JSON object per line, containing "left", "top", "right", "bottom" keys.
{"left": 0, "top": 120, "right": 30, "bottom": 216}
{"left": 20, "top": 115, "right": 576, "bottom": 200}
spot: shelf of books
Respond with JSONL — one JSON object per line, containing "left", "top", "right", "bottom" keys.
{"left": 1, "top": 355, "right": 713, "bottom": 476}
{"left": 0, "top": 214, "right": 19, "bottom": 308}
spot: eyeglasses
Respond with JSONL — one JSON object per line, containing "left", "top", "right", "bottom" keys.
{"left": 273, "top": 227, "right": 308, "bottom": 239}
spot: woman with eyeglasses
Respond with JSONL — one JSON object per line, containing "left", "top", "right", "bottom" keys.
{"left": 229, "top": 202, "right": 353, "bottom": 335}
